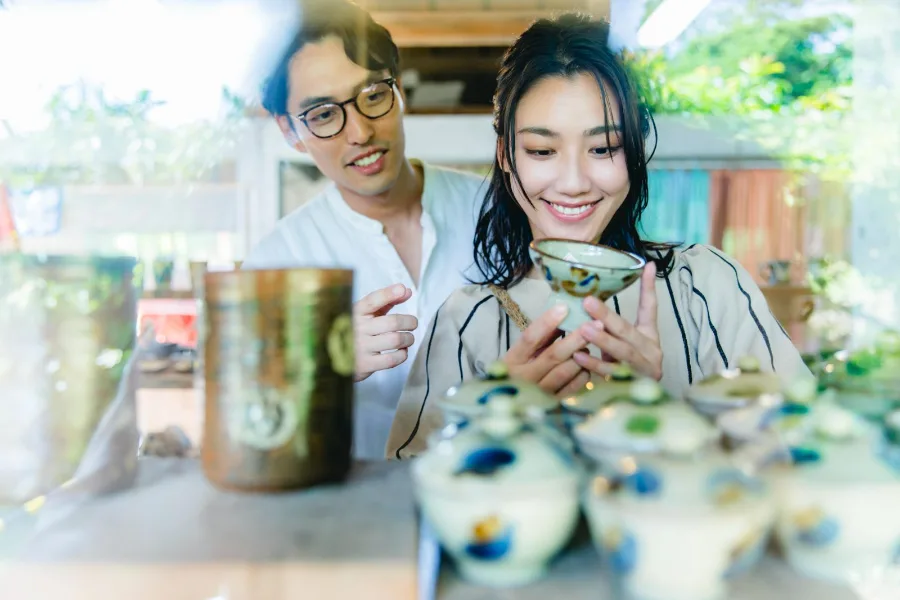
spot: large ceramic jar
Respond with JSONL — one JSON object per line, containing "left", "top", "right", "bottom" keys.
{"left": 411, "top": 395, "right": 581, "bottom": 587}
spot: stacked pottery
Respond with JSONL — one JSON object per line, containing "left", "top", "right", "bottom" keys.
{"left": 575, "top": 378, "right": 775, "bottom": 600}
{"left": 411, "top": 366, "right": 582, "bottom": 588}
{"left": 718, "top": 382, "right": 900, "bottom": 583}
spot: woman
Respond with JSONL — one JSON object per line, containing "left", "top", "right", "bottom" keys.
{"left": 386, "top": 13, "right": 809, "bottom": 460}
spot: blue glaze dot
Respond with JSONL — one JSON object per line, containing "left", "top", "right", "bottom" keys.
{"left": 789, "top": 446, "right": 822, "bottom": 465}
{"left": 625, "top": 468, "right": 662, "bottom": 496}
{"left": 798, "top": 517, "right": 840, "bottom": 546}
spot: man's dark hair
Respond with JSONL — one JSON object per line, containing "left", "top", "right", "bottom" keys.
{"left": 261, "top": 0, "right": 401, "bottom": 117}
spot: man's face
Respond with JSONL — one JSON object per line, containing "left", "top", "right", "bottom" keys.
{"left": 276, "top": 35, "right": 406, "bottom": 198}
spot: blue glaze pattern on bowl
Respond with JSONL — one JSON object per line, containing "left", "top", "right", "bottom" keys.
{"left": 476, "top": 385, "right": 519, "bottom": 405}
{"left": 465, "top": 516, "right": 513, "bottom": 561}
{"left": 624, "top": 467, "right": 663, "bottom": 496}
{"left": 789, "top": 446, "right": 823, "bottom": 465}
{"left": 603, "top": 529, "right": 638, "bottom": 575}
{"left": 794, "top": 510, "right": 840, "bottom": 547}
{"left": 455, "top": 447, "right": 516, "bottom": 477}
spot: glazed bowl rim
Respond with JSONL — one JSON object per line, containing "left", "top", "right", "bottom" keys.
{"left": 528, "top": 238, "right": 646, "bottom": 273}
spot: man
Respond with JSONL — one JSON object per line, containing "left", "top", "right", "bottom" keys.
{"left": 242, "top": 0, "right": 487, "bottom": 459}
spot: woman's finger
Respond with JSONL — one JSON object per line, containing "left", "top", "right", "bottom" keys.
{"left": 635, "top": 262, "right": 659, "bottom": 340}
{"left": 581, "top": 322, "right": 661, "bottom": 380}
{"left": 505, "top": 304, "right": 569, "bottom": 366}
{"left": 583, "top": 295, "right": 652, "bottom": 350}
{"left": 572, "top": 351, "right": 621, "bottom": 377}
{"left": 538, "top": 358, "right": 586, "bottom": 395}
{"left": 556, "top": 365, "right": 592, "bottom": 397}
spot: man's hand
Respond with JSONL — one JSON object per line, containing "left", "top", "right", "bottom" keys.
{"left": 353, "top": 284, "right": 418, "bottom": 382}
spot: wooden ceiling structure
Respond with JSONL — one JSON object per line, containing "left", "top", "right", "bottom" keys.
{"left": 359, "top": 0, "right": 611, "bottom": 47}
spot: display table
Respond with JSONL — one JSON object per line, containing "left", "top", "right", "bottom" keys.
{"left": 0, "top": 459, "right": 418, "bottom": 600}
{"left": 0, "top": 459, "right": 865, "bottom": 600}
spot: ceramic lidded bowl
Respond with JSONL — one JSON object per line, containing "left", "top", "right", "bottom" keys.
{"left": 573, "top": 377, "right": 719, "bottom": 463}
{"left": 686, "top": 355, "right": 783, "bottom": 418}
{"left": 437, "top": 362, "right": 558, "bottom": 426}
{"left": 528, "top": 238, "right": 645, "bottom": 332}
{"left": 753, "top": 393, "right": 900, "bottom": 583}
{"left": 577, "top": 379, "right": 775, "bottom": 600}
{"left": 411, "top": 396, "right": 582, "bottom": 587}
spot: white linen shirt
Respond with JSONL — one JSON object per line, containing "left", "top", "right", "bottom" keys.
{"left": 242, "top": 161, "right": 487, "bottom": 459}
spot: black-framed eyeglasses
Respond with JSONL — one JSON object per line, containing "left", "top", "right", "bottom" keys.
{"left": 292, "top": 78, "right": 397, "bottom": 139}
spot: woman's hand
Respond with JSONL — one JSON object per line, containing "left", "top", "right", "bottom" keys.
{"left": 574, "top": 262, "right": 663, "bottom": 381}
{"left": 503, "top": 305, "right": 592, "bottom": 397}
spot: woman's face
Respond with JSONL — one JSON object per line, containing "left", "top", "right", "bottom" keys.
{"left": 506, "top": 73, "right": 631, "bottom": 244}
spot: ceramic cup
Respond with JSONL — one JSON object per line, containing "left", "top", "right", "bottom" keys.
{"left": 759, "top": 260, "right": 792, "bottom": 286}
{"left": 528, "top": 239, "right": 645, "bottom": 332}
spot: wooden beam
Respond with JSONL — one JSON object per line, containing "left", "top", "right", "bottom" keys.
{"left": 371, "top": 3, "right": 610, "bottom": 48}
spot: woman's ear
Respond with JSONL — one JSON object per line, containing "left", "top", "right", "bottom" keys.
{"left": 275, "top": 115, "right": 307, "bottom": 153}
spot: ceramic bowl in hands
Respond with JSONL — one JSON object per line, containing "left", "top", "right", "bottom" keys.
{"left": 528, "top": 238, "right": 645, "bottom": 332}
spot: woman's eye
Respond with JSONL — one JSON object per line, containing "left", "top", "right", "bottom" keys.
{"left": 591, "top": 145, "right": 622, "bottom": 157}
{"left": 525, "top": 149, "right": 554, "bottom": 157}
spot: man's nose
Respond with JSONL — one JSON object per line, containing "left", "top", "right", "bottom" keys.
{"left": 344, "top": 107, "right": 375, "bottom": 145}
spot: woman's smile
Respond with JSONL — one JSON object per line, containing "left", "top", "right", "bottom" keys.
{"left": 541, "top": 198, "right": 602, "bottom": 222}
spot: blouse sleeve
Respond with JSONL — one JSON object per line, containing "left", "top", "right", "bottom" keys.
{"left": 385, "top": 288, "right": 501, "bottom": 460}
{"left": 677, "top": 245, "right": 811, "bottom": 384}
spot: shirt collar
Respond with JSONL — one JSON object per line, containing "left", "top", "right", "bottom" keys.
{"left": 325, "top": 159, "right": 436, "bottom": 235}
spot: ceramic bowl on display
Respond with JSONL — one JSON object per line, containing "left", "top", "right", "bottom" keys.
{"left": 528, "top": 238, "right": 645, "bottom": 332}
{"left": 750, "top": 389, "right": 900, "bottom": 584}
{"left": 411, "top": 396, "right": 582, "bottom": 588}
{"left": 578, "top": 382, "right": 774, "bottom": 600}
{"left": 715, "top": 377, "right": 817, "bottom": 447}
{"left": 437, "top": 362, "right": 558, "bottom": 427}
{"left": 572, "top": 378, "right": 719, "bottom": 465}
{"left": 686, "top": 356, "right": 784, "bottom": 418}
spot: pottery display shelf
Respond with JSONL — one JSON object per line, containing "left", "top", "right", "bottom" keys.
{"left": 0, "top": 458, "right": 864, "bottom": 600}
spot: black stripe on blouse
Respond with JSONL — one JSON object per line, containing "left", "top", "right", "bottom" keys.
{"left": 663, "top": 268, "right": 693, "bottom": 384}
{"left": 395, "top": 304, "right": 443, "bottom": 460}
{"left": 707, "top": 247, "right": 775, "bottom": 371}
{"left": 505, "top": 314, "right": 511, "bottom": 351}
{"left": 458, "top": 295, "right": 497, "bottom": 381}
{"left": 613, "top": 295, "right": 621, "bottom": 315}
{"left": 681, "top": 265, "right": 728, "bottom": 369}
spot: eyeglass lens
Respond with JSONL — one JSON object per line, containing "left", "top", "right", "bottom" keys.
{"left": 304, "top": 81, "right": 394, "bottom": 138}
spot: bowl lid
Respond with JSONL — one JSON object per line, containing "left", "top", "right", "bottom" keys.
{"left": 574, "top": 379, "right": 718, "bottom": 457}
{"left": 437, "top": 362, "right": 558, "bottom": 418}
{"left": 686, "top": 356, "right": 782, "bottom": 415}
{"left": 748, "top": 394, "right": 900, "bottom": 483}
{"left": 412, "top": 397, "right": 579, "bottom": 493}
{"left": 561, "top": 364, "right": 638, "bottom": 414}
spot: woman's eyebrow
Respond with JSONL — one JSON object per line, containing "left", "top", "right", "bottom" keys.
{"left": 516, "top": 124, "right": 623, "bottom": 137}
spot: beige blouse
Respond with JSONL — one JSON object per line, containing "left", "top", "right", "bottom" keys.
{"left": 386, "top": 244, "right": 811, "bottom": 460}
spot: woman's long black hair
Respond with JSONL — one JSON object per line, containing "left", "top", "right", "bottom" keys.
{"left": 472, "top": 13, "right": 676, "bottom": 289}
